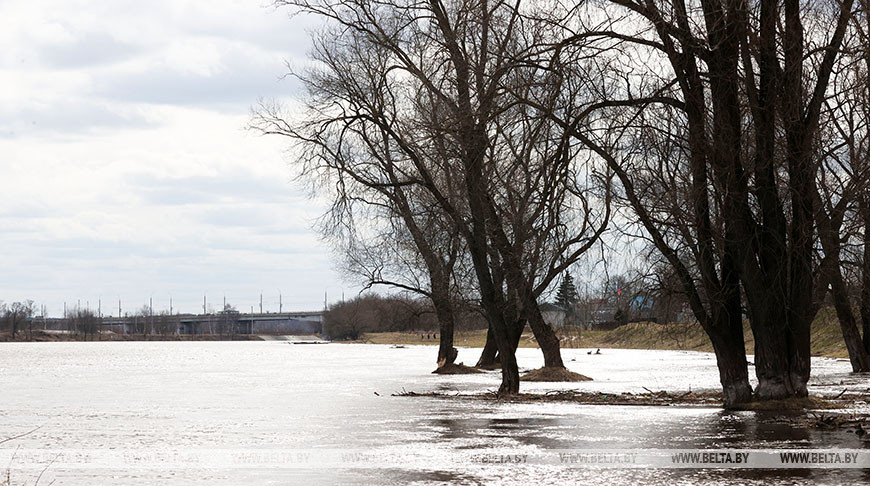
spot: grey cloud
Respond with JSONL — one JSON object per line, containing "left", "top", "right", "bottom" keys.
{"left": 8, "top": 236, "right": 190, "bottom": 261}
{"left": 196, "top": 205, "right": 286, "bottom": 229}
{"left": 125, "top": 169, "right": 296, "bottom": 207}
{"left": 37, "top": 33, "right": 143, "bottom": 69}
{"left": 0, "top": 98, "right": 156, "bottom": 138}
{"left": 94, "top": 47, "right": 303, "bottom": 109}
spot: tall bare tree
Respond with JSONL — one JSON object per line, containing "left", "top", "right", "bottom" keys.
{"left": 257, "top": 0, "right": 609, "bottom": 392}
{"left": 527, "top": 0, "right": 860, "bottom": 405}
{"left": 814, "top": 3, "right": 870, "bottom": 370}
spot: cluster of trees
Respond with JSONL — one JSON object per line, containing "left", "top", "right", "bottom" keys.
{"left": 126, "top": 306, "right": 180, "bottom": 337}
{"left": 256, "top": 0, "right": 870, "bottom": 407}
{"left": 66, "top": 308, "right": 101, "bottom": 340}
{"left": 0, "top": 300, "right": 36, "bottom": 340}
{"left": 323, "top": 294, "right": 487, "bottom": 340}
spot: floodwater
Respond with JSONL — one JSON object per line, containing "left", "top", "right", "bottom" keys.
{"left": 1, "top": 342, "right": 869, "bottom": 485}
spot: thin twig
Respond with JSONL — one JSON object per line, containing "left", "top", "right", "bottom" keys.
{"left": 0, "top": 426, "right": 42, "bottom": 446}
{"left": 34, "top": 452, "right": 61, "bottom": 486}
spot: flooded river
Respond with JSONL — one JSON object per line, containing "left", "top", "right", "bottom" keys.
{"left": 1, "top": 342, "right": 869, "bottom": 484}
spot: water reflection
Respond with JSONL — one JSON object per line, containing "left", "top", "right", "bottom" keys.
{"left": 419, "top": 405, "right": 869, "bottom": 484}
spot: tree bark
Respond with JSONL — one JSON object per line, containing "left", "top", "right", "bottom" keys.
{"left": 862, "top": 196, "right": 870, "bottom": 354}
{"left": 862, "top": 0, "right": 870, "bottom": 355}
{"left": 462, "top": 152, "right": 520, "bottom": 394}
{"left": 433, "top": 297, "right": 458, "bottom": 368}
{"left": 476, "top": 326, "right": 499, "bottom": 368}
{"left": 707, "top": 320, "right": 753, "bottom": 408}
{"left": 522, "top": 291, "right": 565, "bottom": 368}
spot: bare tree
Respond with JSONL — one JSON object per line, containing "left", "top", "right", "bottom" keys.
{"left": 1, "top": 300, "right": 35, "bottom": 340}
{"left": 134, "top": 304, "right": 152, "bottom": 338}
{"left": 67, "top": 307, "right": 99, "bottom": 340}
{"left": 814, "top": 4, "right": 870, "bottom": 370}
{"left": 323, "top": 296, "right": 373, "bottom": 340}
{"left": 152, "top": 310, "right": 178, "bottom": 337}
{"left": 216, "top": 304, "right": 240, "bottom": 337}
{"left": 525, "top": 0, "right": 861, "bottom": 405}
{"left": 258, "top": 0, "right": 610, "bottom": 392}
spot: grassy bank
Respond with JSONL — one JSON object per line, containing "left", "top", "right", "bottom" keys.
{"left": 357, "top": 308, "right": 854, "bottom": 359}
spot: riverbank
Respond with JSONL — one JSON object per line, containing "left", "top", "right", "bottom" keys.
{"left": 355, "top": 308, "right": 853, "bottom": 359}
{"left": 2, "top": 308, "right": 853, "bottom": 359}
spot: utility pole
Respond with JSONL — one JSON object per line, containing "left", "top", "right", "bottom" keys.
{"left": 279, "top": 293, "right": 282, "bottom": 314}
{"left": 203, "top": 294, "right": 207, "bottom": 315}
{"left": 259, "top": 292, "right": 263, "bottom": 314}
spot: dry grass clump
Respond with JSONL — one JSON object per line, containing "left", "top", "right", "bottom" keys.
{"left": 432, "top": 363, "right": 484, "bottom": 374}
{"left": 521, "top": 366, "right": 593, "bottom": 382}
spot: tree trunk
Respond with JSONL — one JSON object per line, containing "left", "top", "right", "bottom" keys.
{"left": 862, "top": 3, "right": 870, "bottom": 355}
{"left": 464, "top": 219, "right": 520, "bottom": 394}
{"left": 707, "top": 323, "right": 753, "bottom": 408}
{"left": 814, "top": 185, "right": 870, "bottom": 371}
{"left": 862, "top": 197, "right": 870, "bottom": 354}
{"left": 487, "top": 205, "right": 566, "bottom": 369}
{"left": 476, "top": 326, "right": 499, "bottom": 368}
{"left": 747, "top": 304, "right": 787, "bottom": 399}
{"left": 702, "top": 254, "right": 753, "bottom": 408}
{"left": 747, "top": 295, "right": 811, "bottom": 399}
{"left": 433, "top": 298, "right": 457, "bottom": 368}
{"left": 523, "top": 292, "right": 565, "bottom": 368}
{"left": 830, "top": 274, "right": 870, "bottom": 371}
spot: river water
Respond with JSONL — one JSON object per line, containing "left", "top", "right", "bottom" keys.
{"left": 1, "top": 342, "right": 869, "bottom": 484}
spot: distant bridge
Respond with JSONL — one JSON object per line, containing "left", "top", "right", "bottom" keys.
{"left": 32, "top": 311, "right": 324, "bottom": 336}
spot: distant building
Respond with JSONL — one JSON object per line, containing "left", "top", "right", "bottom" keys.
{"left": 539, "top": 302, "right": 568, "bottom": 327}
{"left": 578, "top": 297, "right": 617, "bottom": 329}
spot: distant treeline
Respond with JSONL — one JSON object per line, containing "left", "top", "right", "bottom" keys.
{"left": 323, "top": 295, "right": 486, "bottom": 341}
{"left": 0, "top": 300, "right": 36, "bottom": 340}
{"left": 0, "top": 300, "right": 227, "bottom": 341}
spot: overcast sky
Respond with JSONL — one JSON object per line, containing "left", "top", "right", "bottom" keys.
{"left": 0, "top": 0, "right": 352, "bottom": 316}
